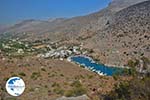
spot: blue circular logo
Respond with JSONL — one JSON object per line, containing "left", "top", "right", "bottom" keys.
{"left": 6, "top": 77, "right": 25, "bottom": 96}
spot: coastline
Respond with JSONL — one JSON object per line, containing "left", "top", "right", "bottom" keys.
{"left": 67, "top": 55, "right": 105, "bottom": 76}
{"left": 67, "top": 55, "right": 126, "bottom": 76}
{"left": 67, "top": 55, "right": 129, "bottom": 69}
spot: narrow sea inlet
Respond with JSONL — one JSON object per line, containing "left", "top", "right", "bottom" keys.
{"left": 69, "top": 55, "right": 123, "bottom": 76}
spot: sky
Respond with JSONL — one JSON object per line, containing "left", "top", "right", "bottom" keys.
{"left": 0, "top": 0, "right": 111, "bottom": 25}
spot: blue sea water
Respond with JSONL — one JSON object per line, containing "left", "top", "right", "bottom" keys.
{"left": 70, "top": 56, "right": 123, "bottom": 76}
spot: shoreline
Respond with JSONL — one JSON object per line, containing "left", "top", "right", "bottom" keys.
{"left": 67, "top": 55, "right": 129, "bottom": 69}
{"left": 67, "top": 55, "right": 105, "bottom": 76}
{"left": 67, "top": 55, "right": 126, "bottom": 76}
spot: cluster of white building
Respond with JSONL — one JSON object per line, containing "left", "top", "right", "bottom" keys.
{"left": 38, "top": 45, "right": 88, "bottom": 60}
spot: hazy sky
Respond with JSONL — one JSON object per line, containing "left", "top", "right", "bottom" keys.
{"left": 0, "top": 0, "right": 111, "bottom": 25}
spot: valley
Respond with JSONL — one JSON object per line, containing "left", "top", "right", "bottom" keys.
{"left": 0, "top": 0, "right": 150, "bottom": 100}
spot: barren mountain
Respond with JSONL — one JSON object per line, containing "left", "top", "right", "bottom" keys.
{"left": 86, "top": 0, "right": 150, "bottom": 66}
{"left": 0, "top": 0, "right": 147, "bottom": 42}
{"left": 1, "top": 18, "right": 66, "bottom": 34}
{"left": 0, "top": 25, "right": 10, "bottom": 33}
{"left": 108, "top": 0, "right": 149, "bottom": 12}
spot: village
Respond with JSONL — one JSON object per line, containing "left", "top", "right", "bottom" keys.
{"left": 36, "top": 43, "right": 92, "bottom": 60}
{"left": 0, "top": 38, "right": 93, "bottom": 60}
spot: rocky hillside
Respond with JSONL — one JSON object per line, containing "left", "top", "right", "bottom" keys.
{"left": 87, "top": 1, "right": 150, "bottom": 66}
{"left": 107, "top": 0, "right": 148, "bottom": 12}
